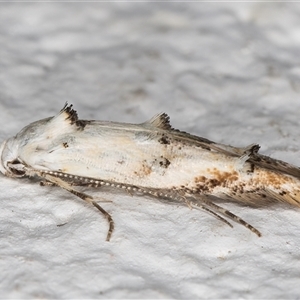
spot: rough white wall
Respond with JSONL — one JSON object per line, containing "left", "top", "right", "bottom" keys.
{"left": 1, "top": 3, "right": 300, "bottom": 299}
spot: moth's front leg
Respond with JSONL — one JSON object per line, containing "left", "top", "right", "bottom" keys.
{"left": 37, "top": 172, "right": 114, "bottom": 241}
{"left": 40, "top": 180, "right": 56, "bottom": 187}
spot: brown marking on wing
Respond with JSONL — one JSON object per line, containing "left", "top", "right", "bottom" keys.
{"left": 249, "top": 154, "right": 300, "bottom": 179}
{"left": 209, "top": 168, "right": 239, "bottom": 183}
{"left": 194, "top": 168, "right": 239, "bottom": 188}
{"left": 247, "top": 169, "right": 300, "bottom": 207}
{"left": 249, "top": 168, "right": 295, "bottom": 189}
{"left": 191, "top": 169, "right": 240, "bottom": 195}
{"left": 158, "top": 134, "right": 170, "bottom": 145}
{"left": 134, "top": 160, "right": 152, "bottom": 177}
{"left": 194, "top": 176, "right": 207, "bottom": 183}
{"left": 190, "top": 166, "right": 300, "bottom": 207}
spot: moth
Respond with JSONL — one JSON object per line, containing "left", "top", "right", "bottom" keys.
{"left": 1, "top": 103, "right": 300, "bottom": 241}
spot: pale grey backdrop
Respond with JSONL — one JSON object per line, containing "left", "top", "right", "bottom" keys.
{"left": 1, "top": 3, "right": 300, "bottom": 299}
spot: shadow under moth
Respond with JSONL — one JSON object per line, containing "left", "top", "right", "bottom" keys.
{"left": 1, "top": 103, "right": 300, "bottom": 241}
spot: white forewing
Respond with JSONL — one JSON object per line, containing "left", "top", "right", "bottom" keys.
{"left": 6, "top": 106, "right": 238, "bottom": 189}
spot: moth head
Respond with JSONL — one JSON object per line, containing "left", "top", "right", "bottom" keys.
{"left": 0, "top": 139, "right": 26, "bottom": 177}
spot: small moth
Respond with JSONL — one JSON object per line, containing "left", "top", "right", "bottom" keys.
{"left": 1, "top": 103, "right": 300, "bottom": 241}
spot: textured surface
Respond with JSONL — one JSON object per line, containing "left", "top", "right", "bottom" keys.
{"left": 1, "top": 3, "right": 300, "bottom": 299}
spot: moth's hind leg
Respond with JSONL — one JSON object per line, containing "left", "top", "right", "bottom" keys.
{"left": 189, "top": 196, "right": 261, "bottom": 237}
{"left": 38, "top": 173, "right": 114, "bottom": 241}
{"left": 182, "top": 197, "right": 233, "bottom": 229}
{"left": 144, "top": 189, "right": 233, "bottom": 230}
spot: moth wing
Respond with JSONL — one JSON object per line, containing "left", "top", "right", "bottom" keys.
{"left": 212, "top": 141, "right": 300, "bottom": 179}
{"left": 163, "top": 124, "right": 300, "bottom": 179}
{"left": 33, "top": 105, "right": 300, "bottom": 180}
{"left": 248, "top": 154, "right": 300, "bottom": 179}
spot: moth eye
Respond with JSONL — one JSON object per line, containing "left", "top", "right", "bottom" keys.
{"left": 10, "top": 168, "right": 26, "bottom": 176}
{"left": 10, "top": 159, "right": 21, "bottom": 165}
{"left": 8, "top": 159, "right": 26, "bottom": 176}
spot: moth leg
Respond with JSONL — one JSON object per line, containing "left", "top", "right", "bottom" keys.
{"left": 91, "top": 196, "right": 113, "bottom": 203}
{"left": 39, "top": 173, "right": 114, "bottom": 241}
{"left": 40, "top": 180, "right": 56, "bottom": 187}
{"left": 185, "top": 198, "right": 233, "bottom": 228}
{"left": 125, "top": 188, "right": 134, "bottom": 197}
{"left": 190, "top": 197, "right": 261, "bottom": 237}
{"left": 143, "top": 189, "right": 232, "bottom": 228}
